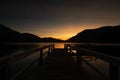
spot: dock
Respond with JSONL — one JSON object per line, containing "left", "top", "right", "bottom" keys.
{"left": 0, "top": 44, "right": 120, "bottom": 80}
{"left": 18, "top": 48, "right": 92, "bottom": 80}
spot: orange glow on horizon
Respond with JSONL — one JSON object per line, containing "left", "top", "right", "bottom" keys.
{"left": 36, "top": 25, "right": 84, "bottom": 40}
{"left": 39, "top": 33, "right": 76, "bottom": 40}
{"left": 35, "top": 24, "right": 106, "bottom": 40}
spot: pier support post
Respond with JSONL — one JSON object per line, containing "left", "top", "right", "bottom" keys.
{"left": 109, "top": 63, "right": 119, "bottom": 80}
{"left": 39, "top": 49, "right": 43, "bottom": 65}
{"left": 48, "top": 46, "right": 51, "bottom": 55}
{"left": 76, "top": 49, "right": 82, "bottom": 65}
{"left": 50, "top": 44, "right": 55, "bottom": 53}
{"left": 53, "top": 44, "right": 55, "bottom": 50}
{"left": 64, "top": 44, "right": 68, "bottom": 54}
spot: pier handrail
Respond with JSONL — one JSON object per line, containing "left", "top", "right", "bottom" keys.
{"left": 0, "top": 44, "right": 55, "bottom": 80}
{"left": 64, "top": 44, "right": 120, "bottom": 80}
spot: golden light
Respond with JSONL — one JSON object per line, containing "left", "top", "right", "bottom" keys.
{"left": 35, "top": 24, "right": 102, "bottom": 40}
{"left": 36, "top": 25, "right": 83, "bottom": 40}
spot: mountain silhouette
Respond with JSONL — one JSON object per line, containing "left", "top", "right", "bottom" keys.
{"left": 1, "top": 24, "right": 120, "bottom": 43}
{"left": 22, "top": 33, "right": 42, "bottom": 42}
{"left": 41, "top": 37, "right": 63, "bottom": 42}
{"left": 67, "top": 25, "right": 120, "bottom": 43}
{"left": 0, "top": 24, "right": 23, "bottom": 42}
{"left": 0, "top": 24, "right": 63, "bottom": 42}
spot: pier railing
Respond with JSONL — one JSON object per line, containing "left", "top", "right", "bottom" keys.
{"left": 0, "top": 44, "right": 55, "bottom": 80}
{"left": 64, "top": 44, "right": 120, "bottom": 80}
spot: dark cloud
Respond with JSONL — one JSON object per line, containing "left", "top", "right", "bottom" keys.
{"left": 0, "top": 0, "right": 120, "bottom": 29}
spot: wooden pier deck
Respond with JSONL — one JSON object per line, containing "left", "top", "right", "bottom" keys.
{"left": 18, "top": 49, "right": 94, "bottom": 80}
{"left": 1, "top": 44, "right": 120, "bottom": 80}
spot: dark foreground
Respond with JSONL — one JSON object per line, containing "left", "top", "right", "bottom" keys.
{"left": 17, "top": 49, "right": 101, "bottom": 80}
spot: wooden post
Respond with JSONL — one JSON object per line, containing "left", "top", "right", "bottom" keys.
{"left": 69, "top": 46, "right": 72, "bottom": 54}
{"left": 109, "top": 63, "right": 119, "bottom": 80}
{"left": 48, "top": 46, "right": 51, "bottom": 55}
{"left": 50, "top": 45, "right": 53, "bottom": 53}
{"left": 64, "top": 44, "right": 68, "bottom": 53}
{"left": 52, "top": 44, "right": 55, "bottom": 50}
{"left": 76, "top": 49, "right": 82, "bottom": 65}
{"left": 39, "top": 49, "right": 43, "bottom": 65}
{"left": 64, "top": 44, "right": 67, "bottom": 50}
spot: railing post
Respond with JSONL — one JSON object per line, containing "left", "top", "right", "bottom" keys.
{"left": 52, "top": 44, "right": 54, "bottom": 50}
{"left": 48, "top": 45, "right": 52, "bottom": 55}
{"left": 69, "top": 46, "right": 72, "bottom": 54}
{"left": 39, "top": 49, "right": 43, "bottom": 65}
{"left": 109, "top": 63, "right": 119, "bottom": 80}
{"left": 64, "top": 44, "right": 67, "bottom": 50}
{"left": 52, "top": 44, "right": 55, "bottom": 50}
{"left": 64, "top": 44, "right": 68, "bottom": 53}
{"left": 76, "top": 49, "right": 82, "bottom": 65}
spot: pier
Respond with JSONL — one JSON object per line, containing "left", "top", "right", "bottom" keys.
{"left": 0, "top": 44, "right": 120, "bottom": 80}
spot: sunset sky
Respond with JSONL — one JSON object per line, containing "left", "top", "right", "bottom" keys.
{"left": 0, "top": 0, "right": 120, "bottom": 40}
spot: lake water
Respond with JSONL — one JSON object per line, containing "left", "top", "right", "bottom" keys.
{"left": 0, "top": 42, "right": 120, "bottom": 80}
